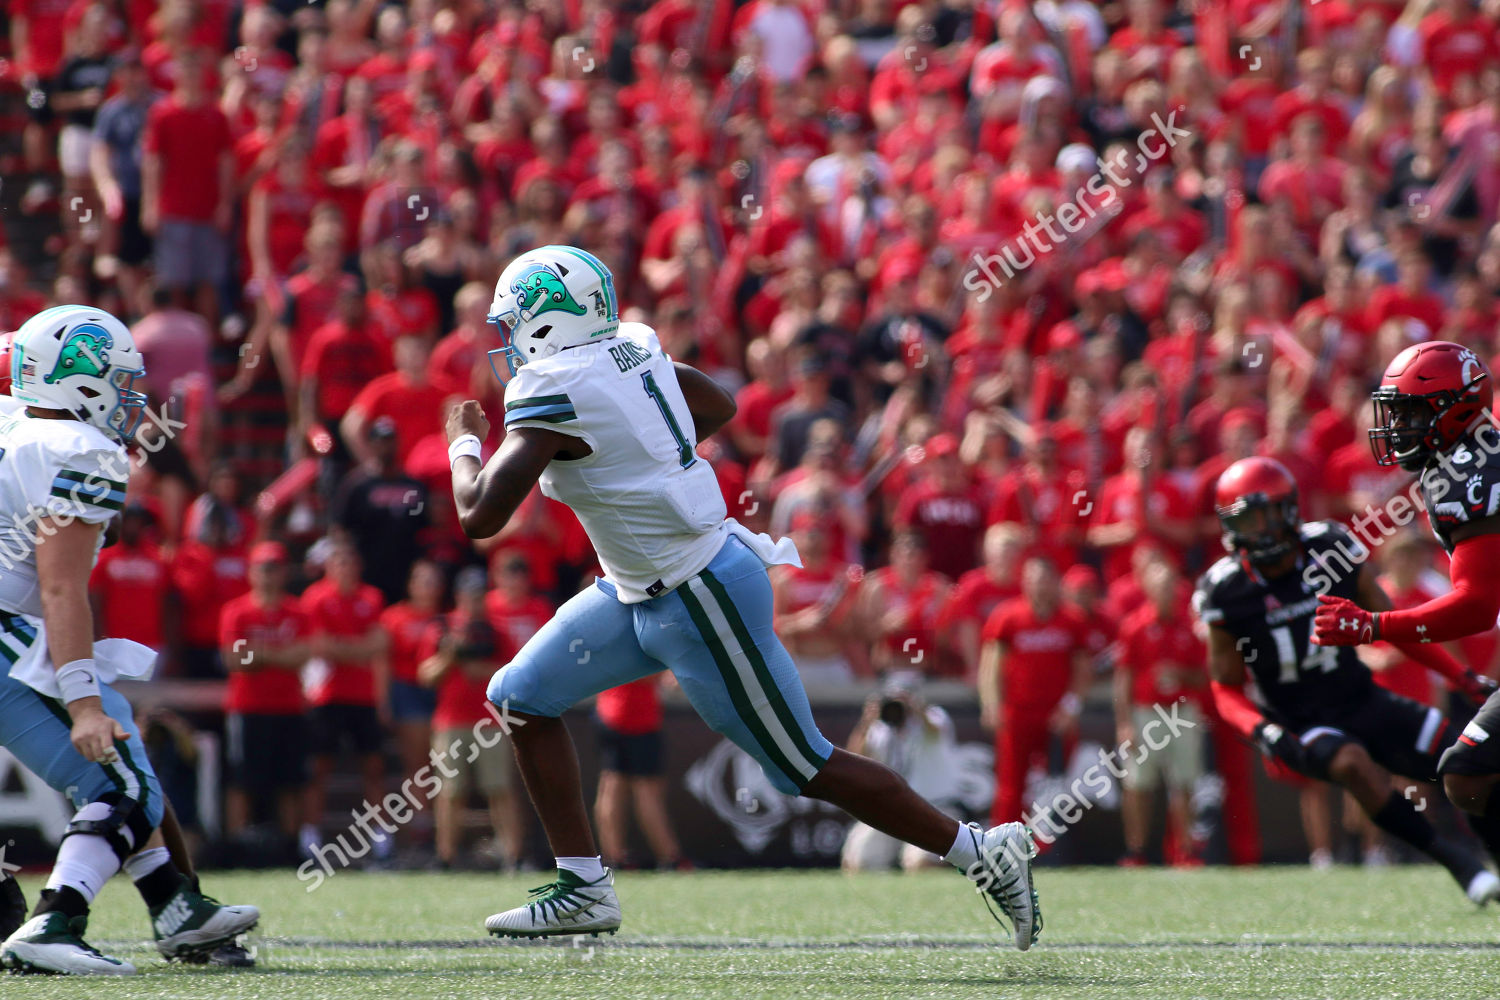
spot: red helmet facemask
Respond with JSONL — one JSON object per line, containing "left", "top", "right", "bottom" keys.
{"left": 1215, "top": 457, "right": 1301, "bottom": 567}
{"left": 1370, "top": 341, "right": 1493, "bottom": 471}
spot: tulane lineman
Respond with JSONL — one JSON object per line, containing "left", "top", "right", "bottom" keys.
{"left": 0, "top": 310, "right": 258, "bottom": 974}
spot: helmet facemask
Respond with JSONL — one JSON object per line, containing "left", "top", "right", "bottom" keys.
{"left": 1369, "top": 380, "right": 1480, "bottom": 471}
{"left": 1217, "top": 494, "right": 1300, "bottom": 567}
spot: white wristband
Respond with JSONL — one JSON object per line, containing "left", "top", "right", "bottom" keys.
{"left": 1059, "top": 692, "right": 1083, "bottom": 717}
{"left": 448, "top": 434, "right": 482, "bottom": 468}
{"left": 56, "top": 658, "right": 102, "bottom": 706}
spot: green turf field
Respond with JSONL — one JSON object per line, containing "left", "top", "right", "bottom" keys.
{"left": 5, "top": 866, "right": 1498, "bottom": 998}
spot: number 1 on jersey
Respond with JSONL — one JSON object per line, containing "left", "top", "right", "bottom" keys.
{"left": 641, "top": 370, "right": 696, "bottom": 469}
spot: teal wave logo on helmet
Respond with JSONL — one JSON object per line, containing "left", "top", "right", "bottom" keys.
{"left": 511, "top": 265, "right": 588, "bottom": 321}
{"left": 43, "top": 324, "right": 114, "bottom": 385}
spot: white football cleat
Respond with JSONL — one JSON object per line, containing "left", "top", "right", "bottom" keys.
{"left": 485, "top": 868, "right": 622, "bottom": 938}
{"left": 1, "top": 912, "right": 136, "bottom": 975}
{"left": 1466, "top": 869, "right": 1500, "bottom": 906}
{"left": 965, "top": 822, "right": 1041, "bottom": 951}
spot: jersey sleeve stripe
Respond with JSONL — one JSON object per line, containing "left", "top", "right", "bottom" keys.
{"left": 504, "top": 403, "right": 578, "bottom": 425}
{"left": 50, "top": 480, "right": 127, "bottom": 511}
{"left": 505, "top": 393, "right": 572, "bottom": 412}
{"left": 54, "top": 469, "right": 127, "bottom": 492}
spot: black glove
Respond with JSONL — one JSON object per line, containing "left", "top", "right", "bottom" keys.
{"left": 1254, "top": 721, "right": 1307, "bottom": 772}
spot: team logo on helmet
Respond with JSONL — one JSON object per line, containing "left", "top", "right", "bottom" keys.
{"left": 42, "top": 324, "right": 113, "bottom": 385}
{"left": 511, "top": 264, "right": 587, "bottom": 322}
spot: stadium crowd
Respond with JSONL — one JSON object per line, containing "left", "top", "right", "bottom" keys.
{"left": 5, "top": 0, "right": 1500, "bottom": 867}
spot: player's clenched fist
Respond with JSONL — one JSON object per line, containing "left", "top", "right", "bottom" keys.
{"left": 69, "top": 703, "right": 129, "bottom": 763}
{"left": 1311, "top": 594, "right": 1378, "bottom": 646}
{"left": 446, "top": 399, "right": 490, "bottom": 444}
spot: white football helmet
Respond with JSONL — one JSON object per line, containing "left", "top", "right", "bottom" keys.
{"left": 10, "top": 305, "right": 147, "bottom": 442}
{"left": 488, "top": 245, "right": 619, "bottom": 377}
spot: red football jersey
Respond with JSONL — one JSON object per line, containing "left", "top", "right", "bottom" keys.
{"left": 982, "top": 599, "right": 1089, "bottom": 712}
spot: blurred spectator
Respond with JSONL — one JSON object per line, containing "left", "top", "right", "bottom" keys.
{"left": 418, "top": 567, "right": 522, "bottom": 870}
{"left": 299, "top": 542, "right": 389, "bottom": 861}
{"left": 379, "top": 560, "right": 446, "bottom": 805}
{"left": 941, "top": 523, "right": 1025, "bottom": 682}
{"left": 859, "top": 530, "right": 951, "bottom": 676}
{"left": 171, "top": 497, "right": 249, "bottom": 679}
{"left": 341, "top": 334, "right": 455, "bottom": 468}
{"left": 842, "top": 672, "right": 957, "bottom": 872}
{"left": 593, "top": 675, "right": 686, "bottom": 871}
{"left": 772, "top": 517, "right": 866, "bottom": 684}
{"left": 1113, "top": 562, "right": 1207, "bottom": 867}
{"left": 483, "top": 553, "right": 555, "bottom": 656}
{"left": 330, "top": 416, "right": 430, "bottom": 603}
{"left": 979, "top": 556, "right": 1093, "bottom": 827}
{"left": 141, "top": 46, "right": 234, "bottom": 321}
{"left": 218, "top": 542, "right": 309, "bottom": 841}
{"left": 90, "top": 505, "right": 169, "bottom": 656}
{"left": 893, "top": 432, "right": 985, "bottom": 581}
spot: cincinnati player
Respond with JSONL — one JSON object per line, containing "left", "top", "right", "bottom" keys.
{"left": 1197, "top": 456, "right": 1500, "bottom": 902}
{"left": 1314, "top": 341, "right": 1500, "bottom": 838}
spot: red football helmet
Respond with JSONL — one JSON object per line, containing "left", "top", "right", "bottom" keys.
{"left": 1215, "top": 457, "right": 1301, "bottom": 566}
{"left": 1370, "top": 341, "right": 1493, "bottom": 470}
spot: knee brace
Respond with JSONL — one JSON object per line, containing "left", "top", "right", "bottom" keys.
{"left": 61, "top": 792, "right": 153, "bottom": 863}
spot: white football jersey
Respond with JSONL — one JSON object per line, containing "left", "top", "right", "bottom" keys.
{"left": 0, "top": 403, "right": 127, "bottom": 617}
{"left": 503, "top": 323, "right": 728, "bottom": 603}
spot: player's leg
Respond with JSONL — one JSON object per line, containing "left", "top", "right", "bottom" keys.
{"left": 482, "top": 582, "right": 667, "bottom": 938}
{"left": 1298, "top": 719, "right": 1493, "bottom": 900}
{"left": 0, "top": 678, "right": 257, "bottom": 971}
{"left": 649, "top": 538, "right": 1039, "bottom": 949}
{"left": 1429, "top": 690, "right": 1500, "bottom": 878}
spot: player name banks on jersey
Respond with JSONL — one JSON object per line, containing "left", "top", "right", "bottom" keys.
{"left": 502, "top": 323, "right": 798, "bottom": 603}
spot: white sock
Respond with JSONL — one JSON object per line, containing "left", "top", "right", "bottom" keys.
{"left": 122, "top": 845, "right": 171, "bottom": 881}
{"left": 556, "top": 856, "right": 605, "bottom": 882}
{"left": 45, "top": 835, "right": 122, "bottom": 905}
{"left": 942, "top": 823, "right": 981, "bottom": 874}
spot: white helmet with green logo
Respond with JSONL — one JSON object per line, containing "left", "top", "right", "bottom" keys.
{"left": 10, "top": 304, "right": 147, "bottom": 443}
{"left": 488, "top": 245, "right": 620, "bottom": 377}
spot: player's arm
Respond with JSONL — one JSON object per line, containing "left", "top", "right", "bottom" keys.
{"left": 447, "top": 400, "right": 585, "bottom": 539}
{"left": 977, "top": 639, "right": 1004, "bottom": 731}
{"left": 1314, "top": 528, "right": 1500, "bottom": 649}
{"left": 1206, "top": 625, "right": 1267, "bottom": 740}
{"left": 673, "top": 362, "right": 737, "bottom": 441}
{"left": 35, "top": 516, "right": 128, "bottom": 763}
{"left": 1345, "top": 562, "right": 1495, "bottom": 703}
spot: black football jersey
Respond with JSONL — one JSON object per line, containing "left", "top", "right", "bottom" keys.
{"left": 1193, "top": 520, "right": 1374, "bottom": 728}
{"left": 1417, "top": 424, "right": 1500, "bottom": 555}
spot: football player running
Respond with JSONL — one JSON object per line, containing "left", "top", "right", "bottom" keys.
{"left": 0, "top": 310, "right": 258, "bottom": 974}
{"left": 1314, "top": 341, "right": 1500, "bottom": 847}
{"left": 1198, "top": 455, "right": 1500, "bottom": 903}
{"left": 448, "top": 246, "right": 1040, "bottom": 948}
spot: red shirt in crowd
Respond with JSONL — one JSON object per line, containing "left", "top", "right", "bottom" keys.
{"left": 300, "top": 577, "right": 385, "bottom": 707}
{"left": 596, "top": 677, "right": 663, "bottom": 736}
{"left": 303, "top": 320, "right": 391, "bottom": 421}
{"left": 219, "top": 592, "right": 307, "bottom": 715}
{"left": 347, "top": 372, "right": 454, "bottom": 467}
{"left": 893, "top": 480, "right": 986, "bottom": 581}
{"left": 1091, "top": 473, "right": 1195, "bottom": 581}
{"left": 90, "top": 541, "right": 169, "bottom": 651}
{"left": 982, "top": 599, "right": 1089, "bottom": 714}
{"left": 381, "top": 601, "right": 444, "bottom": 686}
{"left": 1116, "top": 603, "right": 1207, "bottom": 709}
{"left": 484, "top": 589, "right": 555, "bottom": 658}
{"left": 939, "top": 567, "right": 1020, "bottom": 633}
{"left": 872, "top": 566, "right": 950, "bottom": 674}
{"left": 171, "top": 541, "right": 250, "bottom": 650}
{"left": 142, "top": 96, "right": 232, "bottom": 222}
{"left": 423, "top": 613, "right": 510, "bottom": 729}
